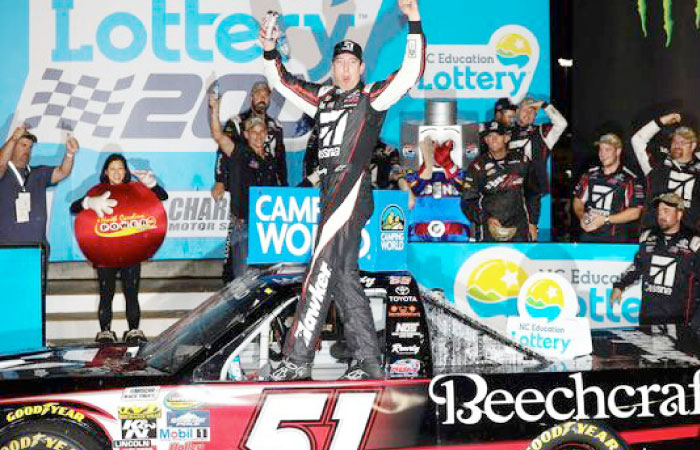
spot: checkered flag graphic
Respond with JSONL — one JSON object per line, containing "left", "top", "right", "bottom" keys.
{"left": 24, "top": 68, "right": 134, "bottom": 138}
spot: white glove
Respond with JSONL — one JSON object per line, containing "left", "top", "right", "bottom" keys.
{"left": 82, "top": 191, "right": 117, "bottom": 218}
{"left": 133, "top": 170, "right": 157, "bottom": 188}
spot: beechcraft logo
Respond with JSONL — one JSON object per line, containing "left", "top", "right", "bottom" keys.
{"left": 650, "top": 255, "right": 677, "bottom": 287}
{"left": 637, "top": 0, "right": 700, "bottom": 47}
{"left": 668, "top": 171, "right": 696, "bottom": 206}
{"left": 591, "top": 185, "right": 615, "bottom": 211}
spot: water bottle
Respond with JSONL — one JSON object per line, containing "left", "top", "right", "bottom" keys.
{"left": 264, "top": 11, "right": 289, "bottom": 58}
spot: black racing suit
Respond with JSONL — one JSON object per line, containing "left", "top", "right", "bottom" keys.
{"left": 264, "top": 21, "right": 425, "bottom": 364}
{"left": 573, "top": 165, "right": 645, "bottom": 243}
{"left": 507, "top": 104, "right": 567, "bottom": 224}
{"left": 214, "top": 110, "right": 288, "bottom": 189}
{"left": 613, "top": 228, "right": 700, "bottom": 328}
{"left": 631, "top": 119, "right": 700, "bottom": 233}
{"left": 461, "top": 149, "right": 541, "bottom": 242}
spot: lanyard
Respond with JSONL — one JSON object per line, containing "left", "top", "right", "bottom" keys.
{"left": 7, "top": 161, "right": 30, "bottom": 192}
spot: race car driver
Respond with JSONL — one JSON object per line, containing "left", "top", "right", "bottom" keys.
{"left": 260, "top": 0, "right": 425, "bottom": 381}
{"left": 610, "top": 193, "right": 700, "bottom": 330}
{"left": 573, "top": 133, "right": 644, "bottom": 242}
{"left": 461, "top": 121, "right": 541, "bottom": 242}
{"left": 631, "top": 113, "right": 700, "bottom": 232}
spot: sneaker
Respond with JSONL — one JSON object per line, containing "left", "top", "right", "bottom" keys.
{"left": 123, "top": 329, "right": 147, "bottom": 345}
{"left": 268, "top": 358, "right": 312, "bottom": 381}
{"left": 95, "top": 330, "right": 117, "bottom": 344}
{"left": 338, "top": 359, "right": 384, "bottom": 381}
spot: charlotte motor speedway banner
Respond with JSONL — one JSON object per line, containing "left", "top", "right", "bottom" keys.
{"left": 0, "top": 0, "right": 549, "bottom": 262}
{"left": 408, "top": 243, "right": 643, "bottom": 329}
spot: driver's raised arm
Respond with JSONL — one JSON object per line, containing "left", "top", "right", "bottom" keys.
{"left": 369, "top": 1, "right": 426, "bottom": 112}
{"left": 260, "top": 28, "right": 326, "bottom": 118}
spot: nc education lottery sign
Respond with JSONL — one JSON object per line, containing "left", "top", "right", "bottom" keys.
{"left": 248, "top": 188, "right": 408, "bottom": 272}
{"left": 0, "top": 0, "right": 549, "bottom": 262}
{"left": 408, "top": 243, "right": 642, "bottom": 330}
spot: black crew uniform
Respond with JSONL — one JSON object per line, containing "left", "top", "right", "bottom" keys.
{"left": 613, "top": 228, "right": 700, "bottom": 327}
{"left": 573, "top": 165, "right": 645, "bottom": 243}
{"left": 461, "top": 148, "right": 541, "bottom": 242}
{"left": 264, "top": 22, "right": 426, "bottom": 364}
{"left": 222, "top": 141, "right": 281, "bottom": 283}
{"left": 632, "top": 119, "right": 700, "bottom": 232}
{"left": 214, "top": 110, "right": 287, "bottom": 189}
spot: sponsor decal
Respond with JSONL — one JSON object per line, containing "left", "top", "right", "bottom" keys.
{"left": 95, "top": 214, "right": 157, "bottom": 238}
{"left": 391, "top": 322, "right": 423, "bottom": 339}
{"left": 164, "top": 191, "right": 231, "bottom": 238}
{"left": 388, "top": 305, "right": 421, "bottom": 318}
{"left": 112, "top": 439, "right": 154, "bottom": 450}
{"left": 122, "top": 419, "right": 157, "bottom": 440}
{"left": 168, "top": 444, "right": 206, "bottom": 450}
{"left": 391, "top": 343, "right": 421, "bottom": 355}
{"left": 389, "top": 275, "right": 412, "bottom": 285}
{"left": 646, "top": 255, "right": 677, "bottom": 296}
{"left": 394, "top": 285, "right": 411, "bottom": 295}
{"left": 380, "top": 204, "right": 406, "bottom": 252}
{"left": 412, "top": 25, "right": 540, "bottom": 101}
{"left": 164, "top": 392, "right": 202, "bottom": 411}
{"left": 295, "top": 261, "right": 332, "bottom": 347}
{"left": 166, "top": 411, "right": 210, "bottom": 428}
{"left": 360, "top": 276, "right": 376, "bottom": 288}
{"left": 158, "top": 427, "right": 210, "bottom": 442}
{"left": 118, "top": 404, "right": 162, "bottom": 420}
{"left": 388, "top": 295, "right": 418, "bottom": 303}
{"left": 636, "top": 0, "right": 700, "bottom": 46}
{"left": 122, "top": 386, "right": 160, "bottom": 402}
{"left": 508, "top": 272, "right": 592, "bottom": 359}
{"left": 1, "top": 434, "right": 77, "bottom": 450}
{"left": 388, "top": 359, "right": 421, "bottom": 377}
{"left": 6, "top": 403, "right": 84, "bottom": 423}
{"left": 429, "top": 370, "right": 700, "bottom": 425}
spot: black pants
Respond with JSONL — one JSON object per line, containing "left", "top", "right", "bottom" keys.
{"left": 96, "top": 264, "right": 141, "bottom": 331}
{"left": 283, "top": 178, "right": 380, "bottom": 363}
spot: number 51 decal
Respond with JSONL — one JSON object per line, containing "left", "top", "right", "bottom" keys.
{"left": 243, "top": 390, "right": 380, "bottom": 450}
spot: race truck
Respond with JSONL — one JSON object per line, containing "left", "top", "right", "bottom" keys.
{"left": 0, "top": 264, "right": 699, "bottom": 450}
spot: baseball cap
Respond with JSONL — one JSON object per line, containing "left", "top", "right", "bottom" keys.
{"left": 494, "top": 98, "right": 516, "bottom": 112}
{"left": 243, "top": 116, "right": 267, "bottom": 131}
{"left": 653, "top": 192, "right": 685, "bottom": 210}
{"left": 251, "top": 81, "right": 271, "bottom": 94}
{"left": 481, "top": 121, "right": 508, "bottom": 136}
{"left": 333, "top": 40, "right": 363, "bottom": 60}
{"left": 595, "top": 133, "right": 623, "bottom": 148}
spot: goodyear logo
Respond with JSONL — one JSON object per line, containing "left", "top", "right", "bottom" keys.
{"left": 524, "top": 278, "right": 565, "bottom": 322}
{"left": 6, "top": 403, "right": 84, "bottom": 423}
{"left": 0, "top": 434, "right": 76, "bottom": 450}
{"left": 118, "top": 404, "right": 162, "bottom": 420}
